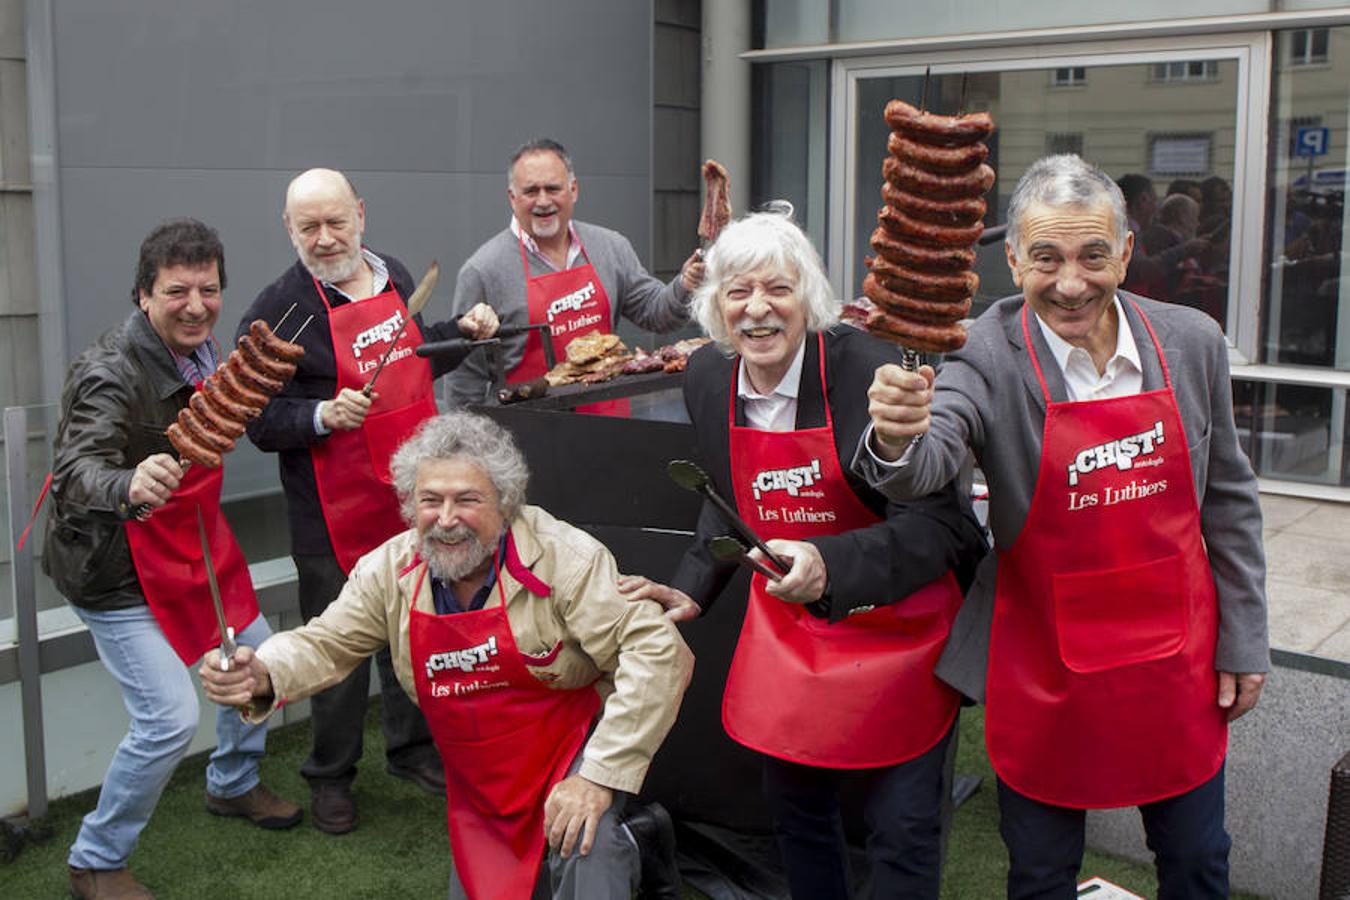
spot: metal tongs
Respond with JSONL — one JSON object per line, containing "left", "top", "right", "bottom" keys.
{"left": 708, "top": 535, "right": 782, "bottom": 582}
{"left": 195, "top": 505, "right": 236, "bottom": 670}
{"left": 666, "top": 459, "right": 791, "bottom": 575}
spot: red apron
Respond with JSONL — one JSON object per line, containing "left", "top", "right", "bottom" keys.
{"left": 511, "top": 232, "right": 628, "bottom": 417}
{"left": 408, "top": 532, "right": 601, "bottom": 900}
{"left": 721, "top": 333, "right": 963, "bottom": 768}
{"left": 985, "top": 302, "right": 1227, "bottom": 809}
{"left": 310, "top": 274, "right": 438, "bottom": 573}
{"left": 124, "top": 463, "right": 259, "bottom": 664}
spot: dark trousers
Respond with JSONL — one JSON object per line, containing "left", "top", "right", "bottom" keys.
{"left": 762, "top": 723, "right": 955, "bottom": 900}
{"left": 997, "top": 765, "right": 1230, "bottom": 900}
{"left": 293, "top": 551, "right": 439, "bottom": 786}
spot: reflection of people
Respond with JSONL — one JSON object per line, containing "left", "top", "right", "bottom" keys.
{"left": 621, "top": 212, "right": 987, "bottom": 899}
{"left": 235, "top": 168, "right": 497, "bottom": 834}
{"left": 202, "top": 412, "right": 692, "bottom": 900}
{"left": 857, "top": 155, "right": 1268, "bottom": 897}
{"left": 1117, "top": 174, "right": 1168, "bottom": 298}
{"left": 45, "top": 220, "right": 300, "bottom": 900}
{"left": 447, "top": 138, "right": 703, "bottom": 410}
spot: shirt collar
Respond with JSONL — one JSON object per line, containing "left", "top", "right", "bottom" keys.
{"left": 736, "top": 338, "right": 806, "bottom": 401}
{"left": 1032, "top": 294, "right": 1141, "bottom": 376}
{"left": 321, "top": 248, "right": 389, "bottom": 300}
{"left": 510, "top": 217, "right": 583, "bottom": 269}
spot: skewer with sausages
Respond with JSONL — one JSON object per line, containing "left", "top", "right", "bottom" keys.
{"left": 167, "top": 319, "right": 305, "bottom": 467}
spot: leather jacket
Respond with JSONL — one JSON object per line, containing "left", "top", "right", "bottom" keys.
{"left": 43, "top": 310, "right": 194, "bottom": 609}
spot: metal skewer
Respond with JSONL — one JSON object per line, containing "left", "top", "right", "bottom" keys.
{"left": 273, "top": 302, "right": 298, "bottom": 335}
{"left": 288, "top": 315, "right": 315, "bottom": 343}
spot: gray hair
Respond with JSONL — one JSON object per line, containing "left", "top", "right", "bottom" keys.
{"left": 1005, "top": 154, "right": 1129, "bottom": 255}
{"left": 507, "top": 138, "right": 575, "bottom": 186}
{"left": 390, "top": 412, "right": 529, "bottom": 524}
{"left": 691, "top": 210, "right": 839, "bottom": 351}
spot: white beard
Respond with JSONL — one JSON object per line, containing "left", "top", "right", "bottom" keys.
{"left": 419, "top": 525, "right": 495, "bottom": 583}
{"left": 297, "top": 240, "right": 363, "bottom": 284}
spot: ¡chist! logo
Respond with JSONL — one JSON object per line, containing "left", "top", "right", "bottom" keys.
{"left": 545, "top": 282, "right": 597, "bottom": 322}
{"left": 1066, "top": 421, "right": 1165, "bottom": 487}
{"left": 751, "top": 459, "right": 823, "bottom": 500}
{"left": 350, "top": 310, "right": 404, "bottom": 359}
{"left": 424, "top": 636, "right": 499, "bottom": 679}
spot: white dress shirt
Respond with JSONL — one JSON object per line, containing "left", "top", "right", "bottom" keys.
{"left": 737, "top": 339, "right": 806, "bottom": 433}
{"left": 1031, "top": 295, "right": 1143, "bottom": 400}
{"left": 510, "top": 217, "right": 585, "bottom": 271}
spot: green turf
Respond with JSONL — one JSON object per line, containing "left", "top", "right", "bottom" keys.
{"left": 0, "top": 703, "right": 1264, "bottom": 898}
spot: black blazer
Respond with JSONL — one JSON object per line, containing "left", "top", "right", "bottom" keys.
{"left": 669, "top": 326, "right": 987, "bottom": 620}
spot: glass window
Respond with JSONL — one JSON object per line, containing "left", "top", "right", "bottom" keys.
{"left": 1263, "top": 25, "right": 1350, "bottom": 371}
{"left": 846, "top": 60, "right": 1238, "bottom": 326}
{"left": 1232, "top": 379, "right": 1349, "bottom": 486}
{"left": 1285, "top": 27, "right": 1331, "bottom": 66}
{"left": 1151, "top": 60, "right": 1220, "bottom": 82}
{"left": 1052, "top": 67, "right": 1087, "bottom": 87}
{"left": 751, "top": 60, "right": 830, "bottom": 250}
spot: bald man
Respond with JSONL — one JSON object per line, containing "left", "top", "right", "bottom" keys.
{"left": 235, "top": 168, "right": 497, "bottom": 835}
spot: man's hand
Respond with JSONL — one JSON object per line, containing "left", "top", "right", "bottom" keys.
{"left": 867, "top": 363, "right": 935, "bottom": 462}
{"left": 128, "top": 453, "right": 185, "bottom": 511}
{"left": 319, "top": 387, "right": 373, "bottom": 431}
{"left": 750, "top": 540, "right": 825, "bottom": 605}
{"left": 199, "top": 645, "right": 272, "bottom": 707}
{"left": 616, "top": 575, "right": 699, "bottom": 623}
{"left": 679, "top": 249, "right": 705, "bottom": 293}
{"left": 457, "top": 303, "right": 499, "bottom": 340}
{"left": 543, "top": 775, "right": 612, "bottom": 858}
{"left": 1218, "top": 671, "right": 1265, "bottom": 722}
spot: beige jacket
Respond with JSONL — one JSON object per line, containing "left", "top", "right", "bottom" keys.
{"left": 249, "top": 505, "right": 693, "bottom": 794}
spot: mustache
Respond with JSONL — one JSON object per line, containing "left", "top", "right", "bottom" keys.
{"left": 424, "top": 524, "right": 476, "bottom": 545}
{"left": 735, "top": 317, "right": 788, "bottom": 335}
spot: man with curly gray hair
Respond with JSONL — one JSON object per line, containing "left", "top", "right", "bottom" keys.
{"left": 202, "top": 411, "right": 693, "bottom": 899}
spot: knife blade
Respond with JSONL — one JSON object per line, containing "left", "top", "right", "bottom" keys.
{"left": 196, "top": 505, "right": 237, "bottom": 670}
{"left": 361, "top": 260, "right": 440, "bottom": 397}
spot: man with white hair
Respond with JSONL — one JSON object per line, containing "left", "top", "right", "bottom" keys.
{"left": 857, "top": 154, "right": 1268, "bottom": 898}
{"left": 201, "top": 412, "right": 692, "bottom": 900}
{"left": 235, "top": 168, "right": 499, "bottom": 834}
{"left": 622, "top": 211, "right": 987, "bottom": 899}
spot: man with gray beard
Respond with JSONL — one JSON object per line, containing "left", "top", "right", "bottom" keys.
{"left": 235, "top": 168, "right": 499, "bottom": 834}
{"left": 201, "top": 412, "right": 693, "bottom": 900}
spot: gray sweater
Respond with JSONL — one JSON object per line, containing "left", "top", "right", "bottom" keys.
{"left": 853, "top": 293, "right": 1269, "bottom": 700}
{"left": 446, "top": 221, "right": 691, "bottom": 406}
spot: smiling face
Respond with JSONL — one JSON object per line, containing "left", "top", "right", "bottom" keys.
{"left": 1007, "top": 201, "right": 1132, "bottom": 358}
{"left": 138, "top": 261, "right": 222, "bottom": 355}
{"left": 413, "top": 457, "right": 505, "bottom": 584}
{"left": 719, "top": 263, "right": 808, "bottom": 393}
{"left": 507, "top": 150, "right": 577, "bottom": 243}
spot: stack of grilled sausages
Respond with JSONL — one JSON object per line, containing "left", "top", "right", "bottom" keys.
{"left": 863, "top": 99, "right": 995, "bottom": 353}
{"left": 166, "top": 320, "right": 304, "bottom": 468}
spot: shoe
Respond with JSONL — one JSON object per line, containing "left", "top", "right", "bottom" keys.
{"left": 68, "top": 865, "right": 154, "bottom": 899}
{"left": 309, "top": 782, "right": 358, "bottom": 835}
{"left": 622, "top": 801, "right": 682, "bottom": 900}
{"left": 387, "top": 757, "right": 446, "bottom": 795}
{"left": 205, "top": 782, "right": 302, "bottom": 830}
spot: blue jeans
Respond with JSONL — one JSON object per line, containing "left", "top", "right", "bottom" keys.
{"left": 68, "top": 605, "right": 273, "bottom": 870}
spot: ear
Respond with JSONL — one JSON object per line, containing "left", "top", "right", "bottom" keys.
{"left": 138, "top": 289, "right": 152, "bottom": 313}
{"left": 569, "top": 177, "right": 579, "bottom": 203}
{"left": 354, "top": 198, "right": 366, "bottom": 233}
{"left": 1004, "top": 241, "right": 1024, "bottom": 288}
{"left": 1120, "top": 229, "right": 1134, "bottom": 268}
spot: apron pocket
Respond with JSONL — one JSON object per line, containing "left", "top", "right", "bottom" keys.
{"left": 1052, "top": 552, "right": 1187, "bottom": 674}
{"left": 362, "top": 402, "right": 433, "bottom": 485}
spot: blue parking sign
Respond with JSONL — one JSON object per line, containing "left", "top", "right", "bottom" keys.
{"left": 1295, "top": 127, "right": 1329, "bottom": 157}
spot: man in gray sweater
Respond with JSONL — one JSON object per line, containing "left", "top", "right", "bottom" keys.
{"left": 446, "top": 138, "right": 703, "bottom": 408}
{"left": 856, "top": 154, "right": 1267, "bottom": 899}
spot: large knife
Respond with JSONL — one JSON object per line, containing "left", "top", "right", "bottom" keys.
{"left": 361, "top": 260, "right": 440, "bottom": 397}
{"left": 195, "top": 505, "right": 237, "bottom": 671}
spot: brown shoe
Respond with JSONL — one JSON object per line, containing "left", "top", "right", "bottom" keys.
{"left": 68, "top": 866, "right": 154, "bottom": 899}
{"left": 205, "top": 782, "right": 302, "bottom": 830}
{"left": 309, "top": 782, "right": 357, "bottom": 835}
{"left": 387, "top": 756, "right": 446, "bottom": 795}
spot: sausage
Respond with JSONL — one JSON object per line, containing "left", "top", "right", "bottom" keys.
{"left": 884, "top": 99, "right": 993, "bottom": 147}
{"left": 868, "top": 257, "right": 979, "bottom": 302}
{"left": 201, "top": 375, "right": 261, "bottom": 421}
{"left": 883, "top": 157, "right": 995, "bottom": 200}
{"left": 864, "top": 307, "right": 968, "bottom": 354}
{"left": 176, "top": 407, "right": 236, "bottom": 455}
{"left": 189, "top": 391, "right": 246, "bottom": 439}
{"left": 863, "top": 274, "right": 972, "bottom": 324}
{"left": 249, "top": 319, "right": 306, "bottom": 363}
{"left": 868, "top": 235, "right": 976, "bottom": 273}
{"left": 227, "top": 352, "right": 285, "bottom": 395}
{"left": 881, "top": 183, "right": 986, "bottom": 227}
{"left": 878, "top": 205, "right": 986, "bottom": 248}
{"left": 167, "top": 422, "right": 224, "bottom": 469}
{"left": 888, "top": 131, "right": 989, "bottom": 173}
{"left": 237, "top": 333, "right": 297, "bottom": 381}
{"left": 215, "top": 365, "right": 269, "bottom": 409}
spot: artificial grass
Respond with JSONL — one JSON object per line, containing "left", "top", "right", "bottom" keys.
{"left": 0, "top": 703, "right": 1263, "bottom": 898}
